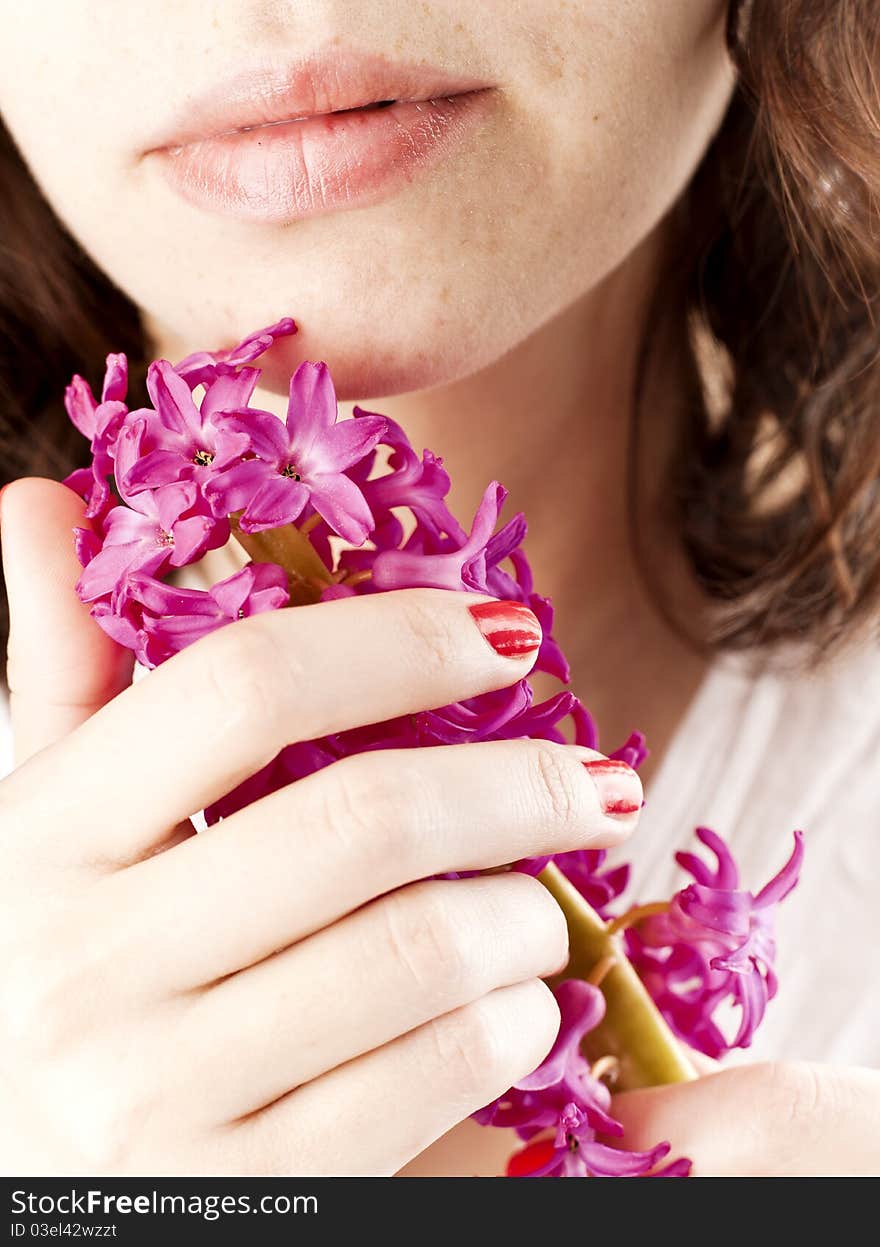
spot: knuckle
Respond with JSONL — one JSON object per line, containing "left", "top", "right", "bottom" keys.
{"left": 529, "top": 744, "right": 582, "bottom": 831}
{"left": 320, "top": 756, "right": 434, "bottom": 875}
{"left": 3, "top": 637, "right": 32, "bottom": 708}
{"left": 428, "top": 982, "right": 560, "bottom": 1107}
{"left": 67, "top": 1082, "right": 146, "bottom": 1172}
{"left": 0, "top": 903, "right": 120, "bottom": 1067}
{"left": 401, "top": 593, "right": 463, "bottom": 680}
{"left": 379, "top": 885, "right": 476, "bottom": 1006}
{"left": 0, "top": 955, "right": 71, "bottom": 1063}
{"left": 735, "top": 1061, "right": 830, "bottom": 1173}
{"left": 430, "top": 996, "right": 506, "bottom": 1101}
{"left": 771, "top": 1061, "right": 827, "bottom": 1131}
{"left": 191, "top": 618, "right": 295, "bottom": 745}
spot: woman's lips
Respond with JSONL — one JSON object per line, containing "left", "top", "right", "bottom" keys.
{"left": 152, "top": 91, "right": 495, "bottom": 224}
{"left": 144, "top": 50, "right": 496, "bottom": 224}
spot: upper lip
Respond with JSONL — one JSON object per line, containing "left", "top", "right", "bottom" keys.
{"left": 144, "top": 45, "right": 494, "bottom": 153}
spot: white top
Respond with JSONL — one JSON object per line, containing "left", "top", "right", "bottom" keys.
{"left": 2, "top": 641, "right": 878, "bottom": 1068}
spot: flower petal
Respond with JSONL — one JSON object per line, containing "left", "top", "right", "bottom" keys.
{"left": 505, "top": 1139, "right": 559, "bottom": 1178}
{"left": 205, "top": 459, "right": 273, "bottom": 517}
{"left": 128, "top": 574, "right": 220, "bottom": 617}
{"left": 515, "top": 980, "right": 606, "bottom": 1091}
{"left": 77, "top": 541, "right": 166, "bottom": 602}
{"left": 101, "top": 353, "right": 129, "bottom": 403}
{"left": 123, "top": 447, "right": 193, "bottom": 493}
{"left": 314, "top": 414, "right": 386, "bottom": 473}
{"left": 753, "top": 830, "right": 805, "bottom": 908}
{"left": 146, "top": 360, "right": 202, "bottom": 438}
{"left": 308, "top": 473, "right": 374, "bottom": 545}
{"left": 286, "top": 361, "right": 338, "bottom": 457}
{"left": 173, "top": 317, "right": 297, "bottom": 388}
{"left": 169, "top": 514, "right": 218, "bottom": 566}
{"left": 581, "top": 1139, "right": 672, "bottom": 1178}
{"left": 223, "top": 409, "right": 291, "bottom": 463}
{"left": 239, "top": 475, "right": 310, "bottom": 532}
{"left": 64, "top": 376, "right": 98, "bottom": 439}
{"left": 142, "top": 612, "right": 222, "bottom": 660}
{"left": 200, "top": 367, "right": 260, "bottom": 423}
{"left": 210, "top": 563, "right": 289, "bottom": 618}
{"left": 154, "top": 482, "right": 199, "bottom": 533}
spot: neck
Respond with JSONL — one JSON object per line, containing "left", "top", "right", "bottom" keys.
{"left": 148, "top": 221, "right": 708, "bottom": 781}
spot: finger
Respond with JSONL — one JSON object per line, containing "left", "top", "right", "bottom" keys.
{"left": 9, "top": 590, "right": 543, "bottom": 864}
{"left": 1, "top": 478, "right": 133, "bottom": 764}
{"left": 123, "top": 738, "right": 641, "bottom": 991}
{"left": 176, "top": 874, "right": 566, "bottom": 1123}
{"left": 612, "top": 1062, "right": 880, "bottom": 1176}
{"left": 228, "top": 979, "right": 560, "bottom": 1176}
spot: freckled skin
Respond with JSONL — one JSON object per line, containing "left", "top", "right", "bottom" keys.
{"left": 0, "top": 1, "right": 733, "bottom": 401}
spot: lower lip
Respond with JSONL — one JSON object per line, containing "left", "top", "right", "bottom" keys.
{"left": 152, "top": 90, "right": 495, "bottom": 225}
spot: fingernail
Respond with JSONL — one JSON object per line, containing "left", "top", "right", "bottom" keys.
{"left": 468, "top": 600, "right": 542, "bottom": 658}
{"left": 583, "top": 758, "right": 643, "bottom": 819}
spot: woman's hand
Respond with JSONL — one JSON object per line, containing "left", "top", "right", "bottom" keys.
{"left": 612, "top": 1061, "right": 880, "bottom": 1176}
{"left": 0, "top": 477, "right": 642, "bottom": 1176}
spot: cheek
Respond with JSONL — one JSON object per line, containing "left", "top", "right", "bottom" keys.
{"left": 493, "top": 1, "right": 736, "bottom": 305}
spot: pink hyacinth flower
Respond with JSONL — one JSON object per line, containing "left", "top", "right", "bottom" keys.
{"left": 371, "top": 481, "right": 510, "bottom": 592}
{"left": 75, "top": 422, "right": 228, "bottom": 604}
{"left": 120, "top": 361, "right": 260, "bottom": 494}
{"left": 62, "top": 352, "right": 129, "bottom": 522}
{"left": 121, "top": 563, "right": 290, "bottom": 667}
{"left": 206, "top": 362, "right": 385, "bottom": 543}
{"left": 174, "top": 316, "right": 298, "bottom": 388}
{"left": 628, "top": 828, "right": 805, "bottom": 1054}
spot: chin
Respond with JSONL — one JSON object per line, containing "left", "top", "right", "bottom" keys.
{"left": 249, "top": 313, "right": 512, "bottom": 402}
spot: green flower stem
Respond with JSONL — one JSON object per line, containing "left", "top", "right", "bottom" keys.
{"left": 230, "top": 515, "right": 332, "bottom": 605}
{"left": 538, "top": 863, "right": 697, "bottom": 1090}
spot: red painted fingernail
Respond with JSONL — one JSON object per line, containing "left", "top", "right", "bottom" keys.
{"left": 583, "top": 758, "right": 643, "bottom": 819}
{"left": 468, "top": 600, "right": 542, "bottom": 658}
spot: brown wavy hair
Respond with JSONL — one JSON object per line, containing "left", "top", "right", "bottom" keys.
{"left": 1, "top": 0, "right": 879, "bottom": 668}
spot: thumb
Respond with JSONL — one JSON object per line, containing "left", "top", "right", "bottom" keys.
{"left": 1, "top": 477, "right": 134, "bottom": 766}
{"left": 611, "top": 1061, "right": 880, "bottom": 1176}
